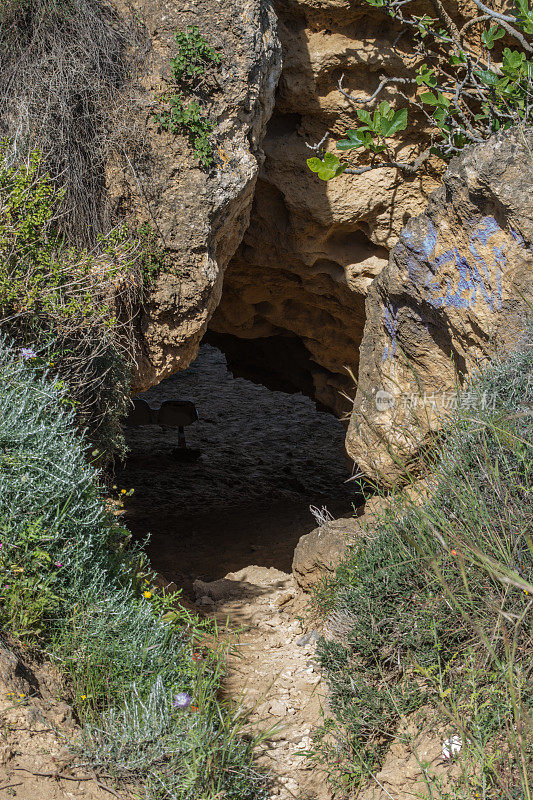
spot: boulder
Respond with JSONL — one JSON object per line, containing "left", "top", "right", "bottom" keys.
{"left": 347, "top": 129, "right": 533, "bottom": 484}
{"left": 292, "top": 516, "right": 355, "bottom": 590}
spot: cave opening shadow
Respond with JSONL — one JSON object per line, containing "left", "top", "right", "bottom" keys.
{"left": 116, "top": 344, "right": 359, "bottom": 597}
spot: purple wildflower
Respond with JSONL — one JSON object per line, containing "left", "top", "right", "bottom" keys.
{"left": 20, "top": 348, "right": 37, "bottom": 360}
{"left": 173, "top": 692, "right": 192, "bottom": 710}
{"left": 55, "top": 561, "right": 62, "bottom": 567}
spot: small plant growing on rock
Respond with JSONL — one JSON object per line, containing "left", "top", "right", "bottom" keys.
{"left": 307, "top": 0, "right": 533, "bottom": 180}
{"left": 154, "top": 26, "right": 221, "bottom": 168}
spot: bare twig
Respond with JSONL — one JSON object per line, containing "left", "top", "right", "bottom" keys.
{"left": 345, "top": 148, "right": 431, "bottom": 176}
{"left": 338, "top": 73, "right": 417, "bottom": 105}
{"left": 305, "top": 131, "right": 330, "bottom": 151}
{"left": 13, "top": 767, "right": 130, "bottom": 799}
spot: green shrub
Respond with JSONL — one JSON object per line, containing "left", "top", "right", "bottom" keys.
{"left": 307, "top": 0, "right": 533, "bottom": 180}
{"left": 0, "top": 143, "right": 145, "bottom": 459}
{"left": 154, "top": 26, "right": 221, "bottom": 167}
{"left": 0, "top": 340, "right": 268, "bottom": 799}
{"left": 312, "top": 334, "right": 533, "bottom": 798}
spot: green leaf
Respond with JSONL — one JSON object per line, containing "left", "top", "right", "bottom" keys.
{"left": 450, "top": 53, "right": 466, "bottom": 65}
{"left": 421, "top": 91, "right": 438, "bottom": 105}
{"left": 307, "top": 157, "right": 323, "bottom": 174}
{"left": 307, "top": 152, "right": 347, "bottom": 181}
{"left": 502, "top": 48, "right": 525, "bottom": 71}
{"left": 481, "top": 25, "right": 505, "bottom": 50}
{"left": 475, "top": 68, "right": 500, "bottom": 86}
{"left": 356, "top": 109, "right": 372, "bottom": 126}
{"left": 380, "top": 107, "right": 408, "bottom": 137}
{"left": 337, "top": 130, "right": 365, "bottom": 151}
{"left": 416, "top": 64, "right": 437, "bottom": 87}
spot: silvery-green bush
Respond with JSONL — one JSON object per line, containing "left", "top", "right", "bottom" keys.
{"left": 0, "top": 339, "right": 267, "bottom": 799}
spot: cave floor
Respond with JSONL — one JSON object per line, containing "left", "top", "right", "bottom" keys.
{"left": 116, "top": 344, "right": 356, "bottom": 598}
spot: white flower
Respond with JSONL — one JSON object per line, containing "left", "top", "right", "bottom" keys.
{"left": 442, "top": 734, "right": 462, "bottom": 759}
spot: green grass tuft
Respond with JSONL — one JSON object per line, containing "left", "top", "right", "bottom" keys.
{"left": 311, "top": 331, "right": 533, "bottom": 798}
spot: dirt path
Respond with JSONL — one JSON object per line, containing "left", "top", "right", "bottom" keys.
{"left": 192, "top": 565, "right": 329, "bottom": 800}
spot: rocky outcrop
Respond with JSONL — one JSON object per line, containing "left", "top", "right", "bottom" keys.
{"left": 347, "top": 129, "right": 533, "bottom": 484}
{"left": 292, "top": 493, "right": 393, "bottom": 589}
{"left": 208, "top": 0, "right": 441, "bottom": 413}
{"left": 292, "top": 516, "right": 356, "bottom": 590}
{"left": 110, "top": 0, "right": 281, "bottom": 391}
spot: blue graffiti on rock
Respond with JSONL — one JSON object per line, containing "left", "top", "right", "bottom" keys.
{"left": 401, "top": 216, "right": 506, "bottom": 311}
{"left": 381, "top": 304, "right": 399, "bottom": 362}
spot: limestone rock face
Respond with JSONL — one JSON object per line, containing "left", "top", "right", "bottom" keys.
{"left": 292, "top": 516, "right": 354, "bottom": 590}
{"left": 209, "top": 0, "right": 440, "bottom": 413}
{"left": 111, "top": 0, "right": 281, "bottom": 391}
{"left": 347, "top": 129, "right": 533, "bottom": 485}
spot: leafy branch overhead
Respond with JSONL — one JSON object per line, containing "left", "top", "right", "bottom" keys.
{"left": 154, "top": 26, "right": 221, "bottom": 168}
{"left": 307, "top": 0, "right": 533, "bottom": 180}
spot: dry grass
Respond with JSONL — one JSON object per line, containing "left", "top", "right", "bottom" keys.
{"left": 0, "top": 0, "right": 148, "bottom": 245}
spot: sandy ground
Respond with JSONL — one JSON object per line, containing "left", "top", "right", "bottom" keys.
{"left": 116, "top": 345, "right": 356, "bottom": 596}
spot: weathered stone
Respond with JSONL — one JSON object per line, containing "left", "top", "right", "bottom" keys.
{"left": 208, "top": 0, "right": 441, "bottom": 413}
{"left": 110, "top": 0, "right": 282, "bottom": 392}
{"left": 292, "top": 516, "right": 355, "bottom": 590}
{"left": 347, "top": 129, "right": 533, "bottom": 484}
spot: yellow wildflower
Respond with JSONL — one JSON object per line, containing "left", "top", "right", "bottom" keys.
{"left": 143, "top": 591, "right": 152, "bottom": 599}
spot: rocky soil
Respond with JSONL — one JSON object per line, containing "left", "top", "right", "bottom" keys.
{"left": 193, "top": 566, "right": 330, "bottom": 800}
{"left": 0, "top": 649, "right": 113, "bottom": 800}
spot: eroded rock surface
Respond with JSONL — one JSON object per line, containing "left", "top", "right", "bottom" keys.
{"left": 347, "top": 129, "right": 533, "bottom": 484}
{"left": 209, "top": 0, "right": 441, "bottom": 413}
{"left": 292, "top": 492, "right": 398, "bottom": 589}
{"left": 111, "top": 0, "right": 281, "bottom": 391}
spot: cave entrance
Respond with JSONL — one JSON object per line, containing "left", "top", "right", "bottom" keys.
{"left": 116, "top": 343, "right": 356, "bottom": 598}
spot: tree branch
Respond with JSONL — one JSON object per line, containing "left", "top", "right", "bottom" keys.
{"left": 495, "top": 17, "right": 533, "bottom": 53}
{"left": 345, "top": 148, "right": 432, "bottom": 176}
{"left": 428, "top": 0, "right": 460, "bottom": 40}
{"left": 469, "top": 0, "right": 520, "bottom": 23}
{"left": 338, "top": 73, "right": 417, "bottom": 105}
